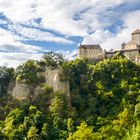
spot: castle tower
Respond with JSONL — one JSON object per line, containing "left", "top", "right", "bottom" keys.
{"left": 131, "top": 29, "right": 140, "bottom": 45}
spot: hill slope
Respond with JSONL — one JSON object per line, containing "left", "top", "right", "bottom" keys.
{"left": 0, "top": 53, "right": 140, "bottom": 139}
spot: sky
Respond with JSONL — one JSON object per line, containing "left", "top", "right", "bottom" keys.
{"left": 0, "top": 0, "right": 140, "bottom": 67}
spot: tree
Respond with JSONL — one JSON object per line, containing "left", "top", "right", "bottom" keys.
{"left": 15, "top": 60, "right": 39, "bottom": 83}
{"left": 27, "top": 126, "right": 39, "bottom": 140}
{"left": 67, "top": 122, "right": 98, "bottom": 140}
{"left": 42, "top": 52, "right": 65, "bottom": 67}
{"left": 124, "top": 121, "right": 140, "bottom": 140}
{"left": 0, "top": 66, "right": 14, "bottom": 97}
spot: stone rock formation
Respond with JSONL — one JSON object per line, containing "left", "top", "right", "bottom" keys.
{"left": 9, "top": 66, "right": 70, "bottom": 101}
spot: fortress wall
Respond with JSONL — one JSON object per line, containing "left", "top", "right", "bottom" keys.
{"left": 78, "top": 48, "right": 86, "bottom": 58}
{"left": 79, "top": 47, "right": 104, "bottom": 60}
{"left": 132, "top": 33, "right": 140, "bottom": 45}
{"left": 124, "top": 42, "right": 138, "bottom": 50}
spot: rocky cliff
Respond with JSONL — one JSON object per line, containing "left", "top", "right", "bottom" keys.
{"left": 8, "top": 66, "right": 70, "bottom": 101}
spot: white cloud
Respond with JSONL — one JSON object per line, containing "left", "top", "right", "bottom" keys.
{"left": 0, "top": 28, "right": 41, "bottom": 53}
{"left": 102, "top": 10, "right": 140, "bottom": 50}
{"left": 0, "top": 52, "right": 42, "bottom": 68}
{"left": 8, "top": 23, "right": 74, "bottom": 44}
{"left": 0, "top": 0, "right": 133, "bottom": 36}
{"left": 0, "top": 0, "right": 37, "bottom": 22}
{"left": 82, "top": 10, "right": 140, "bottom": 50}
{"left": 82, "top": 30, "right": 113, "bottom": 45}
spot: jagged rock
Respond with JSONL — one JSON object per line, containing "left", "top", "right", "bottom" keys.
{"left": 12, "top": 82, "right": 31, "bottom": 99}
{"left": 45, "top": 67, "right": 71, "bottom": 107}
{"left": 34, "top": 86, "right": 43, "bottom": 97}
{"left": 9, "top": 66, "right": 71, "bottom": 102}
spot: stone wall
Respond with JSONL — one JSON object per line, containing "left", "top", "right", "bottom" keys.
{"left": 132, "top": 33, "right": 140, "bottom": 45}
{"left": 79, "top": 46, "right": 105, "bottom": 60}
{"left": 123, "top": 41, "right": 138, "bottom": 50}
{"left": 105, "top": 52, "right": 116, "bottom": 59}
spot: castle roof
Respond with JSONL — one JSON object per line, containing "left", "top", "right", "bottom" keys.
{"left": 79, "top": 44, "right": 101, "bottom": 49}
{"left": 132, "top": 29, "right": 140, "bottom": 34}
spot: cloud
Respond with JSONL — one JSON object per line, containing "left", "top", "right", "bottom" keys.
{"left": 0, "top": 52, "right": 42, "bottom": 68}
{"left": 0, "top": 50, "right": 77, "bottom": 68}
{"left": 0, "top": 0, "right": 36, "bottom": 22}
{"left": 8, "top": 23, "right": 74, "bottom": 44}
{"left": 82, "top": 30, "right": 113, "bottom": 45}
{"left": 0, "top": 0, "right": 133, "bottom": 36}
{"left": 0, "top": 28, "right": 42, "bottom": 52}
{"left": 0, "top": 0, "right": 138, "bottom": 38}
{"left": 101, "top": 10, "right": 140, "bottom": 50}
{"left": 82, "top": 9, "right": 140, "bottom": 50}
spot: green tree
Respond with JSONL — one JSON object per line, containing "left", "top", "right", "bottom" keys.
{"left": 27, "top": 126, "right": 39, "bottom": 140}
{"left": 67, "top": 122, "right": 99, "bottom": 140}
{"left": 0, "top": 66, "right": 14, "bottom": 97}
{"left": 42, "top": 52, "right": 65, "bottom": 67}
{"left": 15, "top": 60, "right": 39, "bottom": 83}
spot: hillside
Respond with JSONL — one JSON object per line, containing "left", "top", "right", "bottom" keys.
{"left": 0, "top": 52, "right": 140, "bottom": 140}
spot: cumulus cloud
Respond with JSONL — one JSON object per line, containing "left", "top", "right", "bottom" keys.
{"left": 82, "top": 10, "right": 140, "bottom": 50}
{"left": 0, "top": 28, "right": 41, "bottom": 53}
{"left": 0, "top": 52, "right": 42, "bottom": 68}
{"left": 82, "top": 30, "right": 113, "bottom": 45}
{"left": 0, "top": 0, "right": 134, "bottom": 36}
{"left": 8, "top": 23, "right": 74, "bottom": 44}
{"left": 102, "top": 10, "right": 140, "bottom": 50}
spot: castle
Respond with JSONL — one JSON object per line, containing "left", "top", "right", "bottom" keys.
{"left": 78, "top": 29, "right": 140, "bottom": 62}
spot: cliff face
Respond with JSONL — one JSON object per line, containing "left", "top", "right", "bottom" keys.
{"left": 12, "top": 82, "right": 32, "bottom": 99}
{"left": 8, "top": 67, "right": 70, "bottom": 100}
{"left": 45, "top": 67, "right": 70, "bottom": 94}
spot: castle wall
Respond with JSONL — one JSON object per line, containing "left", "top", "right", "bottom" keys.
{"left": 78, "top": 48, "right": 86, "bottom": 58}
{"left": 132, "top": 33, "right": 140, "bottom": 45}
{"left": 79, "top": 47, "right": 104, "bottom": 60}
{"left": 123, "top": 41, "right": 138, "bottom": 50}
{"left": 105, "top": 52, "right": 116, "bottom": 59}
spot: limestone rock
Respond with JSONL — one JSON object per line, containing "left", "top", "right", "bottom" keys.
{"left": 9, "top": 66, "right": 71, "bottom": 102}
{"left": 12, "top": 82, "right": 31, "bottom": 99}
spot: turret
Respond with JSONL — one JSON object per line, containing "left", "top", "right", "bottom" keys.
{"left": 131, "top": 29, "right": 140, "bottom": 45}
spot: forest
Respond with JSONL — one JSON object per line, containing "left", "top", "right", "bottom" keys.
{"left": 0, "top": 52, "right": 140, "bottom": 140}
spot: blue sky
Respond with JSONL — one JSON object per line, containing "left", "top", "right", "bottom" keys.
{"left": 0, "top": 0, "right": 140, "bottom": 67}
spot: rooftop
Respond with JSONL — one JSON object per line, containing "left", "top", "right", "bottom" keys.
{"left": 79, "top": 44, "right": 101, "bottom": 49}
{"left": 132, "top": 29, "right": 140, "bottom": 34}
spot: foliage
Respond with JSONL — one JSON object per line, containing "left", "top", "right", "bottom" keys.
{"left": 0, "top": 54, "right": 140, "bottom": 139}
{"left": 67, "top": 122, "right": 99, "bottom": 140}
{"left": 42, "top": 52, "right": 65, "bottom": 67}
{"left": 15, "top": 60, "right": 39, "bottom": 83}
{"left": 0, "top": 66, "right": 14, "bottom": 97}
